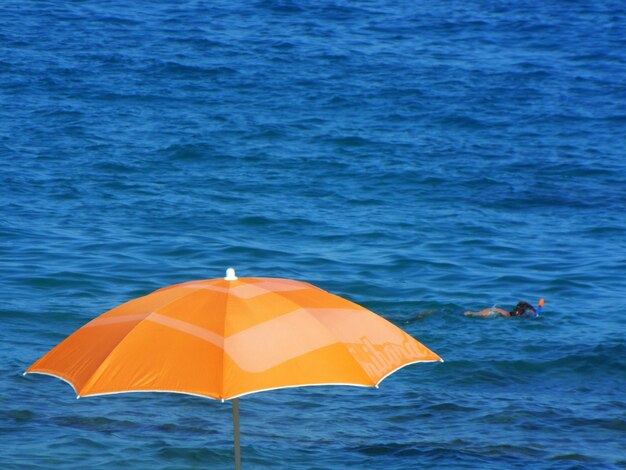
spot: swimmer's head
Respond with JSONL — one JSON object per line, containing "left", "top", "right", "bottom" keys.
{"left": 510, "top": 301, "right": 537, "bottom": 317}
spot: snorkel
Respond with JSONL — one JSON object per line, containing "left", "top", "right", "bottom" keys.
{"left": 536, "top": 298, "right": 544, "bottom": 317}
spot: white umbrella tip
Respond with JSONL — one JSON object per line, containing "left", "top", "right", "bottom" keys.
{"left": 224, "top": 268, "right": 238, "bottom": 281}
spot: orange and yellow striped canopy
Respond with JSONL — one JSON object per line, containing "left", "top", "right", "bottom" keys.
{"left": 26, "top": 273, "right": 441, "bottom": 400}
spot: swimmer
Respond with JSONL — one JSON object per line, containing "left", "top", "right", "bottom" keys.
{"left": 465, "top": 299, "right": 544, "bottom": 317}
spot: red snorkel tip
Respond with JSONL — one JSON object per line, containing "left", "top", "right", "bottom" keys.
{"left": 535, "top": 298, "right": 544, "bottom": 317}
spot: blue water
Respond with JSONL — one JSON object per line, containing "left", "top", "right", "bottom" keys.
{"left": 2, "top": 0, "right": 625, "bottom": 468}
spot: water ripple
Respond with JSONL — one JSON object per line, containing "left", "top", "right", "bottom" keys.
{"left": 2, "top": 0, "right": 625, "bottom": 468}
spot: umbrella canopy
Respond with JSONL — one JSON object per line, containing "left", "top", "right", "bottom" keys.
{"left": 25, "top": 269, "right": 442, "bottom": 468}
{"left": 26, "top": 269, "right": 441, "bottom": 399}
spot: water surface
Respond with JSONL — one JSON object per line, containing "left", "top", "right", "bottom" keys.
{"left": 1, "top": 0, "right": 625, "bottom": 468}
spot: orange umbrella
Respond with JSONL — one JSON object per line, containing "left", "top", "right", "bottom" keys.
{"left": 25, "top": 269, "right": 442, "bottom": 469}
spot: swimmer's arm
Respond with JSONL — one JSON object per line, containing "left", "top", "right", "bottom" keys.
{"left": 464, "top": 308, "right": 510, "bottom": 316}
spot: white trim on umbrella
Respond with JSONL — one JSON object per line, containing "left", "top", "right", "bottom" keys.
{"left": 24, "top": 357, "right": 443, "bottom": 401}
{"left": 23, "top": 371, "right": 80, "bottom": 398}
{"left": 374, "top": 358, "right": 443, "bottom": 388}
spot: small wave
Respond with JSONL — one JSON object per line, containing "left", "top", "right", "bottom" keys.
{"left": 4, "top": 409, "right": 35, "bottom": 424}
{"left": 156, "top": 446, "right": 225, "bottom": 462}
{"left": 54, "top": 415, "right": 139, "bottom": 432}
{"left": 151, "top": 61, "right": 238, "bottom": 78}
{"left": 424, "top": 403, "right": 478, "bottom": 412}
{"left": 254, "top": 0, "right": 305, "bottom": 14}
{"left": 324, "top": 136, "right": 380, "bottom": 147}
{"left": 161, "top": 143, "right": 213, "bottom": 161}
{"left": 94, "top": 16, "right": 142, "bottom": 26}
{"left": 435, "top": 114, "right": 486, "bottom": 129}
{"left": 548, "top": 453, "right": 596, "bottom": 462}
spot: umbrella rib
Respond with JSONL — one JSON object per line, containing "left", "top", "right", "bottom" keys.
{"left": 219, "top": 280, "right": 233, "bottom": 401}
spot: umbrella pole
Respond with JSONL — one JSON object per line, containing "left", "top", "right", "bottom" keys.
{"left": 233, "top": 398, "right": 241, "bottom": 470}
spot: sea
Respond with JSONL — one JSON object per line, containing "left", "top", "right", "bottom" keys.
{"left": 1, "top": 1, "right": 625, "bottom": 468}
